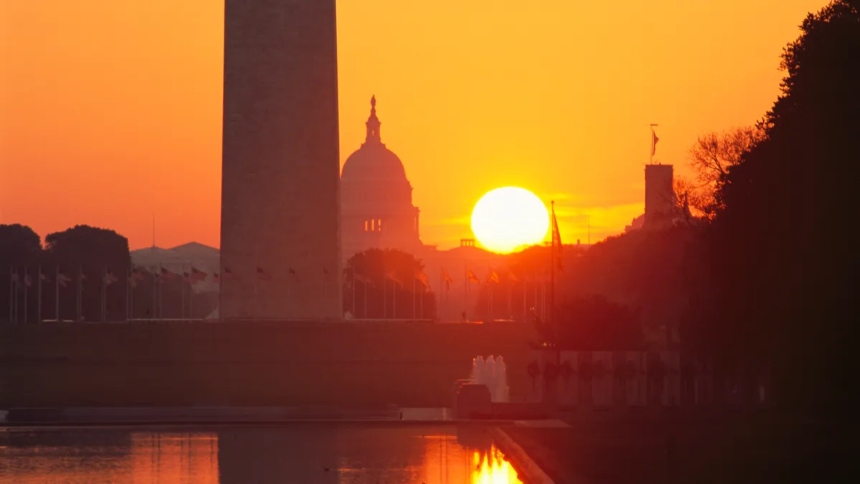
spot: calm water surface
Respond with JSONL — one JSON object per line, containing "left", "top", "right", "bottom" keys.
{"left": 0, "top": 424, "right": 522, "bottom": 483}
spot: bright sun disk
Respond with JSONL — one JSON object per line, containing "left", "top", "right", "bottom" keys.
{"left": 470, "top": 187, "right": 549, "bottom": 253}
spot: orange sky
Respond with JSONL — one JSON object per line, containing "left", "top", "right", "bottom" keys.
{"left": 0, "top": 0, "right": 826, "bottom": 251}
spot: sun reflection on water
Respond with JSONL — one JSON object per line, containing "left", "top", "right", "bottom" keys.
{"left": 471, "top": 445, "right": 523, "bottom": 484}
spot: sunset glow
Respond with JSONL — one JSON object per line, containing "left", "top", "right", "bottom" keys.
{"left": 471, "top": 187, "right": 549, "bottom": 253}
{"left": 0, "top": 1, "right": 828, "bottom": 248}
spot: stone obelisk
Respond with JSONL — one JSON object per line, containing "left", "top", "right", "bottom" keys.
{"left": 220, "top": 0, "right": 342, "bottom": 321}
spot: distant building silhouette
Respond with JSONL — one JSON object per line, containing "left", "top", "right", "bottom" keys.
{"left": 643, "top": 164, "right": 676, "bottom": 228}
{"left": 341, "top": 97, "right": 422, "bottom": 261}
{"left": 626, "top": 162, "right": 690, "bottom": 232}
{"left": 131, "top": 242, "right": 220, "bottom": 293}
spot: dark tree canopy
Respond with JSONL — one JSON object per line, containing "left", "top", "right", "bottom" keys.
{"left": 44, "top": 225, "right": 131, "bottom": 274}
{"left": 1, "top": 224, "right": 43, "bottom": 324}
{"left": 706, "top": 0, "right": 860, "bottom": 410}
{"left": 42, "top": 225, "right": 131, "bottom": 322}
{"left": 0, "top": 224, "right": 42, "bottom": 266}
{"left": 344, "top": 248, "right": 436, "bottom": 320}
{"left": 554, "top": 295, "right": 642, "bottom": 351}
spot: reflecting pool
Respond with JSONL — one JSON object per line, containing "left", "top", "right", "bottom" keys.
{"left": 0, "top": 424, "right": 523, "bottom": 483}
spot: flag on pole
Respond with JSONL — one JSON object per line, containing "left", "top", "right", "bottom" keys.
{"left": 441, "top": 269, "right": 453, "bottom": 290}
{"left": 190, "top": 267, "right": 207, "bottom": 283}
{"left": 78, "top": 271, "right": 87, "bottom": 281}
{"left": 57, "top": 272, "right": 72, "bottom": 287}
{"left": 182, "top": 271, "right": 192, "bottom": 283}
{"left": 552, "top": 204, "right": 563, "bottom": 272}
{"left": 385, "top": 270, "right": 402, "bottom": 286}
{"left": 651, "top": 127, "right": 659, "bottom": 157}
{"left": 509, "top": 272, "right": 520, "bottom": 284}
{"left": 222, "top": 267, "right": 238, "bottom": 280}
{"left": 40, "top": 272, "right": 50, "bottom": 283}
{"left": 415, "top": 271, "right": 430, "bottom": 290}
{"left": 104, "top": 271, "right": 118, "bottom": 285}
{"left": 256, "top": 266, "right": 272, "bottom": 281}
{"left": 355, "top": 272, "right": 373, "bottom": 286}
{"left": 24, "top": 274, "right": 33, "bottom": 287}
{"left": 466, "top": 269, "right": 480, "bottom": 284}
{"left": 211, "top": 272, "right": 220, "bottom": 284}
{"left": 289, "top": 267, "right": 297, "bottom": 276}
{"left": 128, "top": 267, "right": 145, "bottom": 288}
{"left": 159, "top": 267, "right": 176, "bottom": 280}
{"left": 10, "top": 272, "right": 19, "bottom": 286}
{"left": 487, "top": 270, "right": 500, "bottom": 284}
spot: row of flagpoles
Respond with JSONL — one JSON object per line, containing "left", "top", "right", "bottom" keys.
{"left": 7, "top": 262, "right": 563, "bottom": 323}
{"left": 345, "top": 264, "right": 561, "bottom": 321}
{"left": 7, "top": 264, "right": 221, "bottom": 324}
{"left": 8, "top": 197, "right": 564, "bottom": 324}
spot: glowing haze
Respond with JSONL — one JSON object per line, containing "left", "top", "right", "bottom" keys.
{"left": 0, "top": 1, "right": 826, "bottom": 250}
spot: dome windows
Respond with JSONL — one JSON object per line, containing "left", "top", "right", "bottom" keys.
{"left": 364, "top": 218, "right": 383, "bottom": 232}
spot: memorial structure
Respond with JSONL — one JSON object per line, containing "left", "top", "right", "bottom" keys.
{"left": 220, "top": 0, "right": 342, "bottom": 320}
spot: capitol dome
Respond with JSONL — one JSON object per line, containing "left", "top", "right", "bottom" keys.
{"left": 340, "top": 96, "right": 422, "bottom": 261}
{"left": 341, "top": 96, "right": 408, "bottom": 184}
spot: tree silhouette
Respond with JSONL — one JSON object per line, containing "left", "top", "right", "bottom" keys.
{"left": 343, "top": 248, "right": 436, "bottom": 320}
{"left": 675, "top": 126, "right": 764, "bottom": 219}
{"left": 708, "top": 0, "right": 859, "bottom": 410}
{"left": 44, "top": 225, "right": 131, "bottom": 322}
{"left": 555, "top": 295, "right": 642, "bottom": 351}
{"left": 1, "top": 224, "right": 43, "bottom": 324}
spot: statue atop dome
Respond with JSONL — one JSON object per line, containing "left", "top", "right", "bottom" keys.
{"left": 365, "top": 95, "right": 382, "bottom": 144}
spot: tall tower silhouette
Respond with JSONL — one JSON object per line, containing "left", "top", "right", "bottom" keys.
{"left": 220, "top": 0, "right": 342, "bottom": 320}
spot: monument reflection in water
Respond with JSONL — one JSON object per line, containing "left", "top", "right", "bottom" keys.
{"left": 0, "top": 426, "right": 521, "bottom": 484}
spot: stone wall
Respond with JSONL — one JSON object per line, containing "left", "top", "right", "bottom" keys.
{"left": 523, "top": 350, "right": 773, "bottom": 409}
{"left": 0, "top": 321, "right": 539, "bottom": 408}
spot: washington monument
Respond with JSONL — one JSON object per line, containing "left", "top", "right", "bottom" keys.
{"left": 220, "top": 0, "right": 342, "bottom": 320}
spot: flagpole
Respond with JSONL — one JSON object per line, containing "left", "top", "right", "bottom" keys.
{"left": 13, "top": 269, "right": 18, "bottom": 324}
{"left": 412, "top": 275, "right": 416, "bottom": 321}
{"left": 55, "top": 266, "right": 60, "bottom": 321}
{"left": 125, "top": 267, "right": 134, "bottom": 322}
{"left": 522, "top": 279, "right": 527, "bottom": 322}
{"left": 650, "top": 123, "right": 659, "bottom": 164}
{"left": 463, "top": 264, "right": 467, "bottom": 322}
{"left": 189, "top": 272, "right": 194, "bottom": 320}
{"left": 8, "top": 267, "right": 13, "bottom": 324}
{"left": 383, "top": 278, "right": 387, "bottom": 320}
{"left": 551, "top": 201, "right": 556, "bottom": 345}
{"left": 100, "top": 266, "right": 105, "bottom": 322}
{"left": 37, "top": 265, "right": 42, "bottom": 324}
{"left": 507, "top": 279, "right": 512, "bottom": 320}
{"left": 181, "top": 268, "right": 186, "bottom": 319}
{"left": 158, "top": 267, "right": 163, "bottom": 320}
{"left": 351, "top": 268, "right": 356, "bottom": 318}
{"left": 488, "top": 277, "right": 493, "bottom": 322}
{"left": 23, "top": 268, "right": 28, "bottom": 325}
{"left": 76, "top": 265, "right": 82, "bottom": 321}
{"left": 152, "top": 267, "right": 158, "bottom": 320}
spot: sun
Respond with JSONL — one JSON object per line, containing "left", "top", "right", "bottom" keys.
{"left": 471, "top": 187, "right": 549, "bottom": 253}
